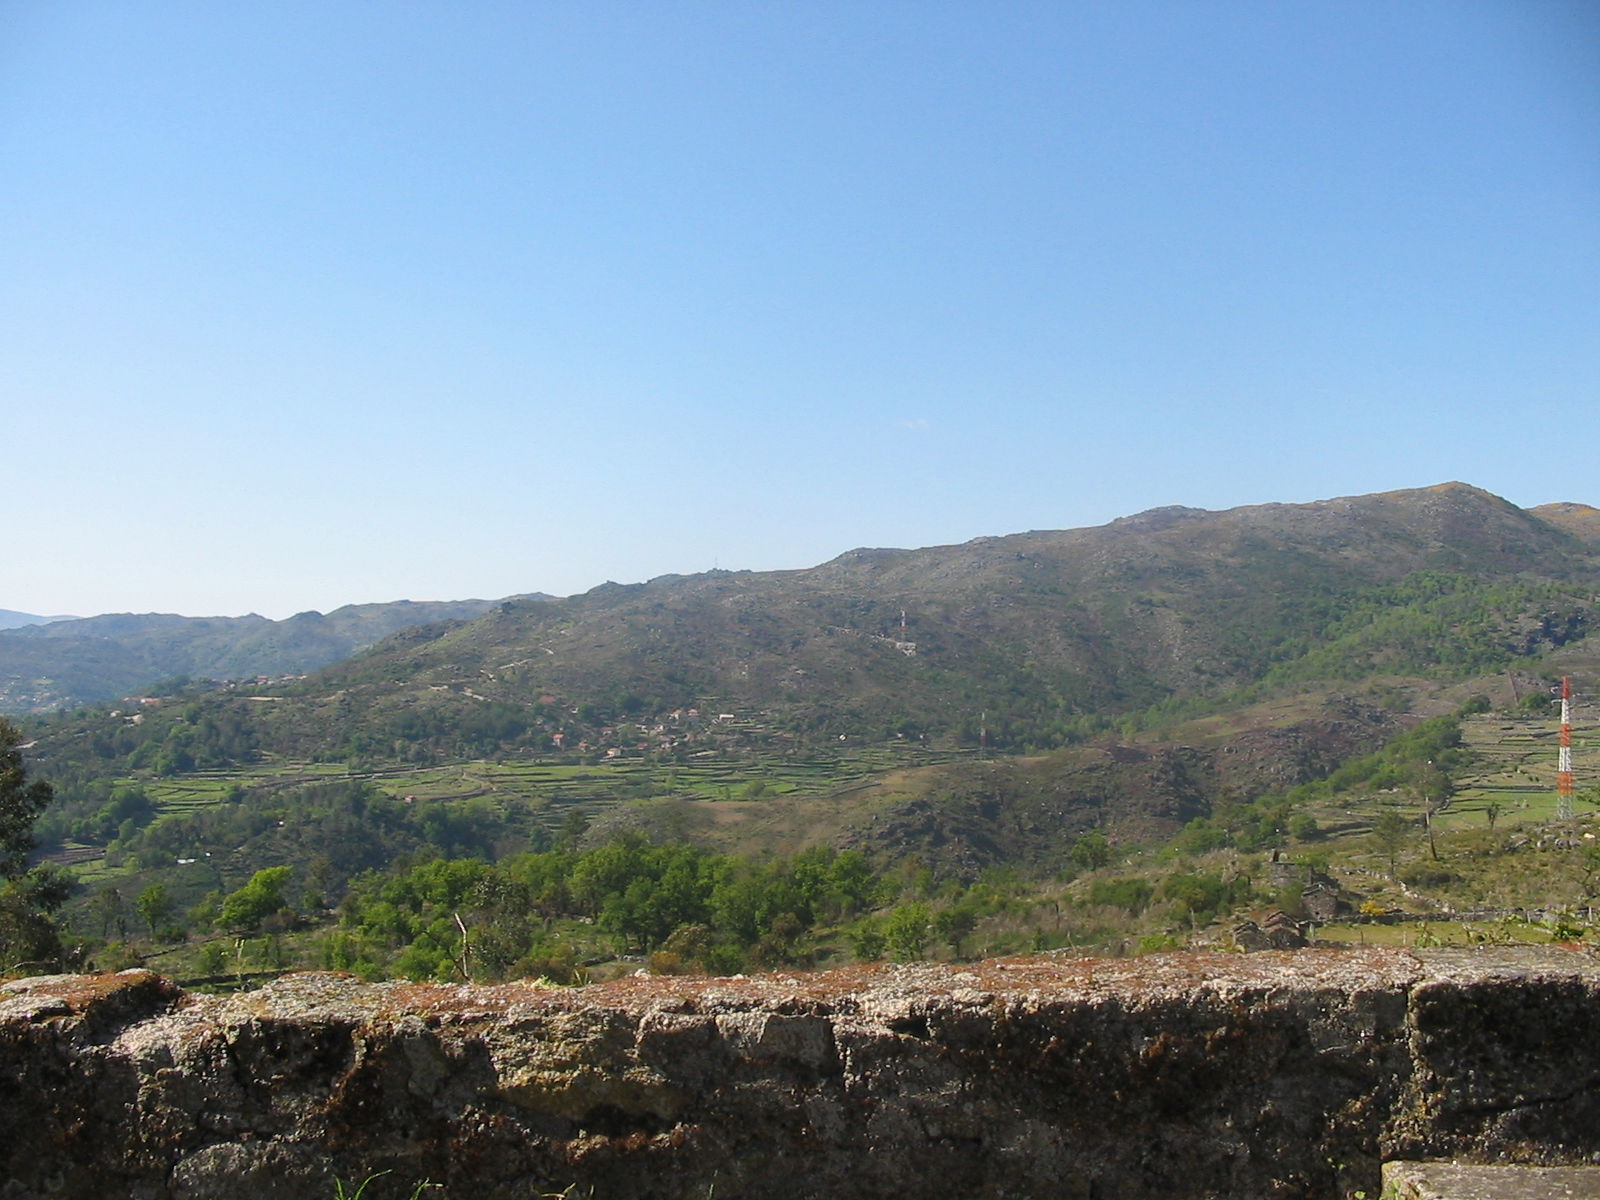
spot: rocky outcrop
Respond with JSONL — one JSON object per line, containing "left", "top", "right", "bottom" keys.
{"left": 5, "top": 948, "right": 1600, "bottom": 1199}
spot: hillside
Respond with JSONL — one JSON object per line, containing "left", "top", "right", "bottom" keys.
{"left": 335, "top": 482, "right": 1597, "bottom": 730}
{"left": 1529, "top": 501, "right": 1600, "bottom": 543}
{"left": 55, "top": 482, "right": 1591, "bottom": 770}
{"left": 18, "top": 482, "right": 1600, "bottom": 865}
{"left": 0, "top": 599, "right": 506, "bottom": 712}
{"left": 631, "top": 690, "right": 1411, "bottom": 877}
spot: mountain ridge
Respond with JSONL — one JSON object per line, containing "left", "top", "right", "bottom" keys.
{"left": 24, "top": 482, "right": 1586, "bottom": 770}
{"left": 10, "top": 484, "right": 1595, "bottom": 743}
{"left": 0, "top": 608, "right": 77, "bottom": 631}
{"left": 0, "top": 599, "right": 506, "bottom": 712}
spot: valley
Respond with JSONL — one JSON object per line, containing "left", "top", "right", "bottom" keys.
{"left": 9, "top": 483, "right": 1600, "bottom": 989}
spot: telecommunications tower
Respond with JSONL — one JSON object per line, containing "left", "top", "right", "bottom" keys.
{"left": 1558, "top": 676, "right": 1575, "bottom": 821}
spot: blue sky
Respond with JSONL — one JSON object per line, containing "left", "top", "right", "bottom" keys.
{"left": 3, "top": 2, "right": 1597, "bottom": 618}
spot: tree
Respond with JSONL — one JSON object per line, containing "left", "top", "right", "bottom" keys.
{"left": 884, "top": 901, "right": 931, "bottom": 961}
{"left": 1, "top": 719, "right": 53, "bottom": 879}
{"left": 1070, "top": 831, "right": 1111, "bottom": 872}
{"left": 1161, "top": 872, "right": 1228, "bottom": 928}
{"left": 91, "top": 886, "right": 126, "bottom": 940}
{"left": 220, "top": 866, "right": 292, "bottom": 932}
{"left": 0, "top": 718, "right": 70, "bottom": 972}
{"left": 849, "top": 917, "right": 886, "bottom": 962}
{"left": 934, "top": 904, "right": 979, "bottom": 957}
{"left": 1577, "top": 843, "right": 1600, "bottom": 901}
{"left": 556, "top": 809, "right": 591, "bottom": 852}
{"left": 136, "top": 883, "right": 173, "bottom": 939}
{"left": 1373, "top": 808, "right": 1411, "bottom": 879}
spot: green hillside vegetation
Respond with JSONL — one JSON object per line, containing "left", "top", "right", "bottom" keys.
{"left": 28, "top": 691, "right": 1600, "bottom": 984}
{"left": 21, "top": 567, "right": 1595, "bottom": 780}
{"left": 12, "top": 485, "right": 1600, "bottom": 984}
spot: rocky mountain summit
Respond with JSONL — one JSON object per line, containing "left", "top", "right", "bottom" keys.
{"left": 5, "top": 947, "right": 1600, "bottom": 1199}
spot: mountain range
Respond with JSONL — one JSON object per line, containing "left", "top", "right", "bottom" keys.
{"left": 17, "top": 483, "right": 1600, "bottom": 767}
{"left": 0, "top": 609, "right": 77, "bottom": 631}
{"left": 0, "top": 600, "right": 502, "bottom": 712}
{"left": 250, "top": 484, "right": 1598, "bottom": 751}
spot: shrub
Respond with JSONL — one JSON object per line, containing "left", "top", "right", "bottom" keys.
{"left": 1087, "top": 877, "right": 1153, "bottom": 914}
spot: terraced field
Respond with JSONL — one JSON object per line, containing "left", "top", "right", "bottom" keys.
{"left": 1262, "top": 705, "right": 1600, "bottom": 848}
{"left": 1442, "top": 709, "right": 1600, "bottom": 829}
{"left": 53, "top": 698, "right": 1600, "bottom": 909}
{"left": 74, "top": 742, "right": 957, "bottom": 850}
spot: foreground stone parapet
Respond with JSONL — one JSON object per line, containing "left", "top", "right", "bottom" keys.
{"left": 4, "top": 948, "right": 1600, "bottom": 1199}
{"left": 1383, "top": 1162, "right": 1600, "bottom": 1199}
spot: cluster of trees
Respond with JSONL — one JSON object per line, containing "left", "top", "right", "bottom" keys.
{"left": 35, "top": 783, "right": 156, "bottom": 846}
{"left": 30, "top": 686, "right": 767, "bottom": 781}
{"left": 40, "top": 702, "right": 265, "bottom": 779}
{"left": 1266, "top": 576, "right": 1588, "bottom": 686}
{"left": 1, "top": 719, "right": 71, "bottom": 971}
{"left": 1076, "top": 869, "right": 1252, "bottom": 928}
{"left": 316, "top": 839, "right": 886, "bottom": 982}
{"left": 161, "top": 779, "right": 492, "bottom": 870}
{"left": 1162, "top": 710, "right": 1474, "bottom": 860}
{"left": 179, "top": 818, "right": 1280, "bottom": 984}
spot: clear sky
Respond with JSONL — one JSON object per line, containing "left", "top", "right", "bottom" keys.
{"left": 3, "top": 2, "right": 1597, "bottom": 619}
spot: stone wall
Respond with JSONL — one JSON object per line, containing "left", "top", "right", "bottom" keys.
{"left": 5, "top": 947, "right": 1600, "bottom": 1199}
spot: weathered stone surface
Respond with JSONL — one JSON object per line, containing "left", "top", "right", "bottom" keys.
{"left": 1383, "top": 1161, "right": 1600, "bottom": 1199}
{"left": 4, "top": 948, "right": 1600, "bottom": 1199}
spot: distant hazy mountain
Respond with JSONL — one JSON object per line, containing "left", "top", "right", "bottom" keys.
{"left": 0, "top": 599, "right": 504, "bottom": 712}
{"left": 0, "top": 609, "right": 77, "bottom": 631}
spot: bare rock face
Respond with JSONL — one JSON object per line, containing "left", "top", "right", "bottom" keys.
{"left": 4, "top": 947, "right": 1600, "bottom": 1200}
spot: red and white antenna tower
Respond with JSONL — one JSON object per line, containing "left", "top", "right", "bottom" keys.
{"left": 1558, "top": 676, "right": 1575, "bottom": 821}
